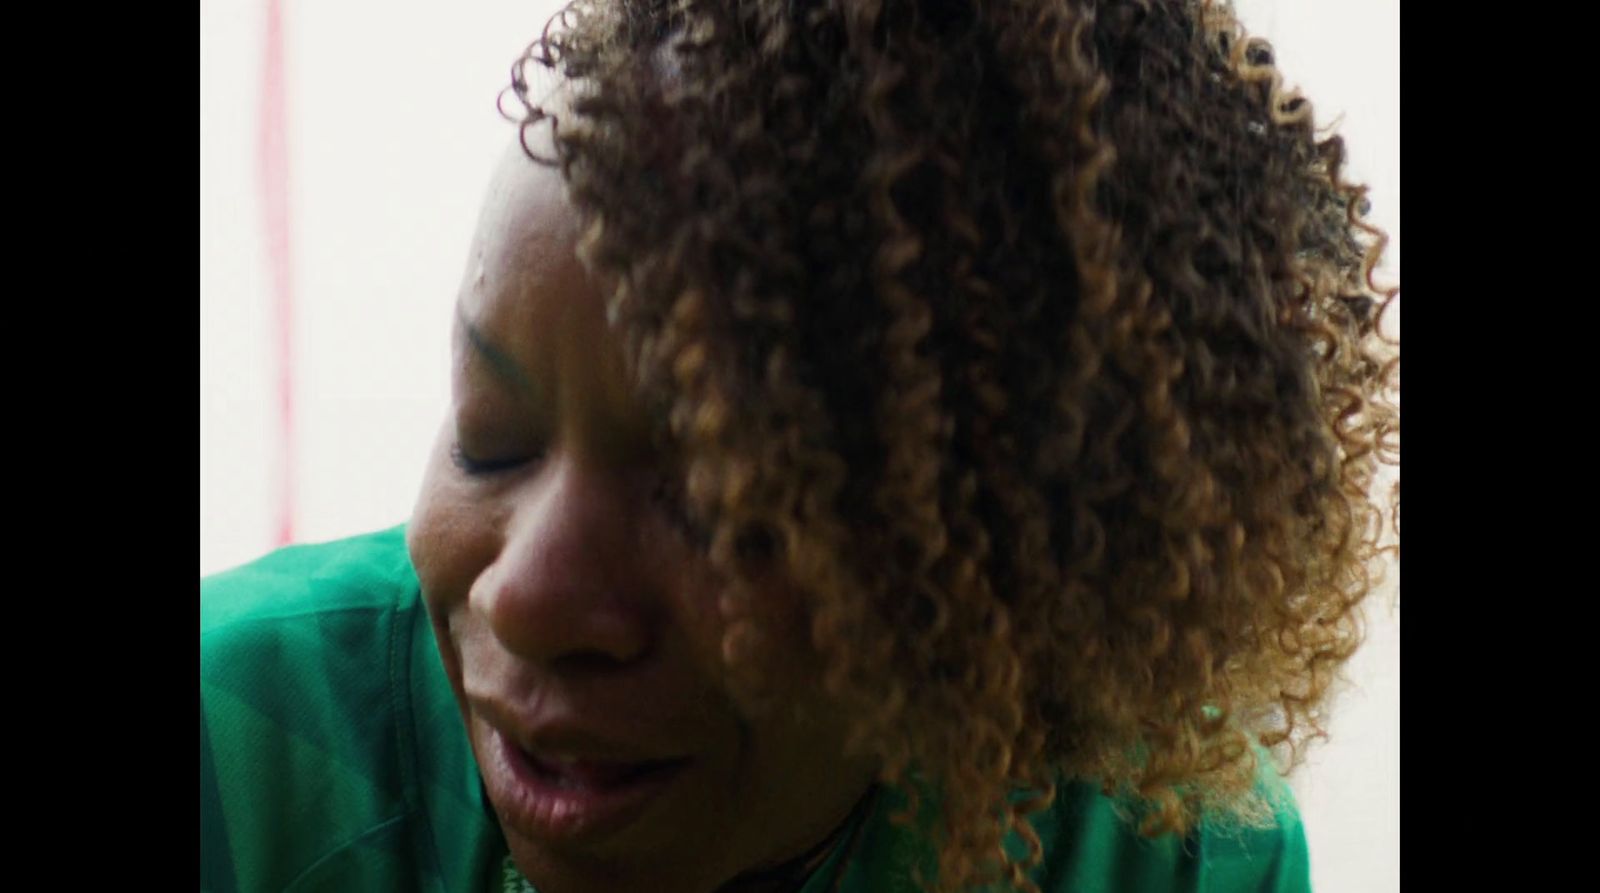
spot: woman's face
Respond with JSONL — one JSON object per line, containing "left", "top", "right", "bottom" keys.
{"left": 408, "top": 144, "right": 877, "bottom": 893}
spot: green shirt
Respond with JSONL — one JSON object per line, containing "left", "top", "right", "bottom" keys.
{"left": 201, "top": 526, "right": 1312, "bottom": 892}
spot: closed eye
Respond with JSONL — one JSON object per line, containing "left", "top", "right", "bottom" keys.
{"left": 450, "top": 442, "right": 543, "bottom": 476}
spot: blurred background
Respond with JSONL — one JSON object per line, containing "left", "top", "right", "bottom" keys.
{"left": 199, "top": 0, "right": 1397, "bottom": 888}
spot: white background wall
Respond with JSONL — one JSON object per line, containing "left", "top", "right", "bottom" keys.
{"left": 199, "top": 1, "right": 1397, "bottom": 888}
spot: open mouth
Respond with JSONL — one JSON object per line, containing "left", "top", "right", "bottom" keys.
{"left": 522, "top": 752, "right": 689, "bottom": 790}
{"left": 482, "top": 728, "right": 693, "bottom": 843}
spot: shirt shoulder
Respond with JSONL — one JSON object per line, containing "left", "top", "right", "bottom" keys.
{"left": 834, "top": 764, "right": 1309, "bottom": 893}
{"left": 200, "top": 525, "right": 417, "bottom": 634}
{"left": 200, "top": 526, "right": 438, "bottom": 893}
{"left": 1029, "top": 768, "right": 1311, "bottom": 893}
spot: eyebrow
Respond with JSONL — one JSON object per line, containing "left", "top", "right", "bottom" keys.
{"left": 457, "top": 305, "right": 540, "bottom": 403}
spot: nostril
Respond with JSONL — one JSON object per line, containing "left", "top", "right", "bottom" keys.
{"left": 548, "top": 649, "right": 639, "bottom": 677}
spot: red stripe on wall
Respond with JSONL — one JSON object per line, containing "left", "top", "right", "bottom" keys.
{"left": 260, "top": 0, "right": 296, "bottom": 546}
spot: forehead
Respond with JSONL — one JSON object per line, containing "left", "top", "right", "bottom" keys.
{"left": 459, "top": 146, "right": 585, "bottom": 331}
{"left": 454, "top": 127, "right": 615, "bottom": 398}
{"left": 454, "top": 142, "right": 642, "bottom": 450}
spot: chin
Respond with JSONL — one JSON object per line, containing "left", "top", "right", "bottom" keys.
{"left": 472, "top": 727, "right": 738, "bottom": 893}
{"left": 503, "top": 834, "right": 730, "bottom": 893}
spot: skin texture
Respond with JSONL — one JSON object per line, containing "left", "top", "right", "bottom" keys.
{"left": 407, "top": 143, "right": 878, "bottom": 893}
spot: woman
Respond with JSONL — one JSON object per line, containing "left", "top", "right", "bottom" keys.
{"left": 200, "top": 1, "right": 1399, "bottom": 891}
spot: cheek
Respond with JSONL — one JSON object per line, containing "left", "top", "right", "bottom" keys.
{"left": 668, "top": 552, "right": 823, "bottom": 719}
{"left": 638, "top": 534, "right": 739, "bottom": 699}
{"left": 407, "top": 448, "right": 498, "bottom": 626}
{"left": 408, "top": 451, "right": 506, "bottom": 712}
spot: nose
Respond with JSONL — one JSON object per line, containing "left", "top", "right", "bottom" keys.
{"left": 471, "top": 453, "right": 657, "bottom": 670}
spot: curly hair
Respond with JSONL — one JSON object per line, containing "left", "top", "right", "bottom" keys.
{"left": 501, "top": 1, "right": 1399, "bottom": 890}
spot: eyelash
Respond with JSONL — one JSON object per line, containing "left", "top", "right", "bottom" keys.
{"left": 449, "top": 443, "right": 540, "bottom": 477}
{"left": 450, "top": 442, "right": 706, "bottom": 543}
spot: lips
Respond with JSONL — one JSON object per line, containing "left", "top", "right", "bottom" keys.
{"left": 480, "top": 725, "right": 693, "bottom": 844}
{"left": 525, "top": 752, "right": 685, "bottom": 788}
